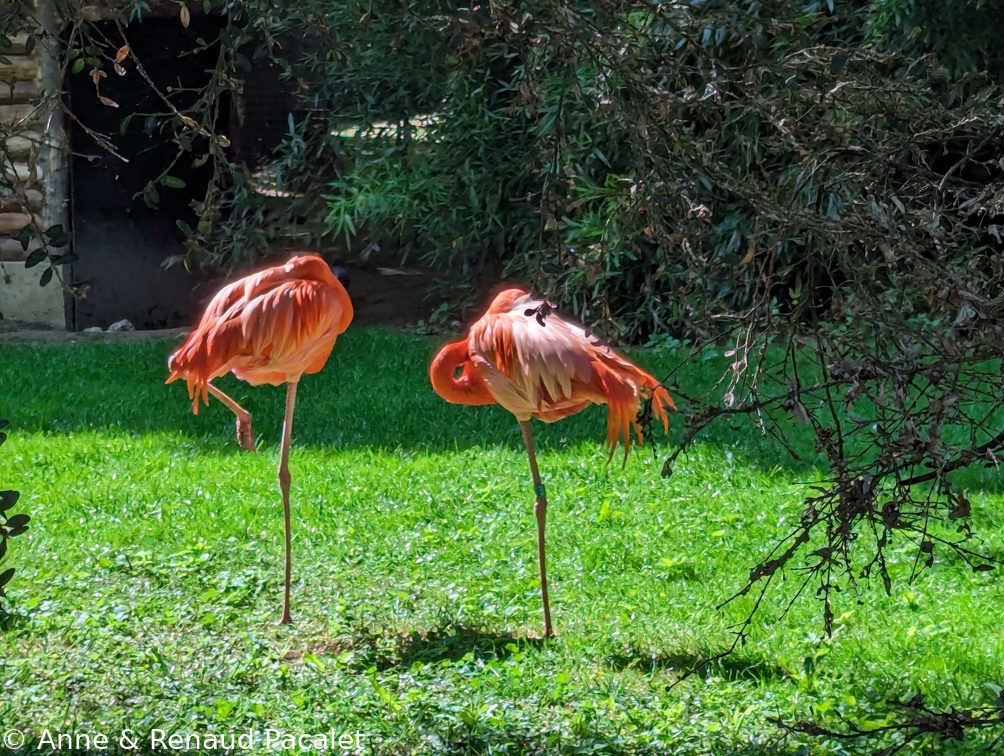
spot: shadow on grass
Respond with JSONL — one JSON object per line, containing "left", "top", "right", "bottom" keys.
{"left": 439, "top": 728, "right": 800, "bottom": 756}
{"left": 0, "top": 607, "right": 30, "bottom": 633}
{"left": 370, "top": 622, "right": 546, "bottom": 671}
{"left": 0, "top": 328, "right": 817, "bottom": 474}
{"left": 608, "top": 647, "right": 789, "bottom": 683}
{"left": 6, "top": 327, "right": 1004, "bottom": 495}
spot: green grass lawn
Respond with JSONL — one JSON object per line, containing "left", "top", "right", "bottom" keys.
{"left": 1, "top": 328, "right": 1002, "bottom": 754}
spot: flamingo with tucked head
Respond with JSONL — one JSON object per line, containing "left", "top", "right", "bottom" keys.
{"left": 167, "top": 254, "right": 353, "bottom": 624}
{"left": 430, "top": 288, "right": 674, "bottom": 637}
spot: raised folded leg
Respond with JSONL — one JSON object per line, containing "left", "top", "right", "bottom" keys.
{"left": 207, "top": 383, "right": 255, "bottom": 452}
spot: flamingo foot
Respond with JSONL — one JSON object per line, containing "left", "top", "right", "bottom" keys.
{"left": 236, "top": 413, "right": 256, "bottom": 452}
{"left": 526, "top": 627, "right": 557, "bottom": 641}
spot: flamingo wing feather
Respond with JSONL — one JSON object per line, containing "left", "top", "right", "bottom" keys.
{"left": 167, "top": 255, "right": 352, "bottom": 414}
{"left": 470, "top": 312, "right": 593, "bottom": 414}
{"left": 467, "top": 290, "right": 675, "bottom": 457}
{"left": 430, "top": 287, "right": 674, "bottom": 459}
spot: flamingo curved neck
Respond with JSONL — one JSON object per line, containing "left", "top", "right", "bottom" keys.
{"left": 429, "top": 341, "right": 496, "bottom": 406}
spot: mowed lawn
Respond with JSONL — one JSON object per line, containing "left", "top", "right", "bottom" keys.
{"left": 1, "top": 328, "right": 1002, "bottom": 754}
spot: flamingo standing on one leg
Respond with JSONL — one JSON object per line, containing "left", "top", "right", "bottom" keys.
{"left": 429, "top": 288, "right": 674, "bottom": 637}
{"left": 167, "top": 254, "right": 353, "bottom": 624}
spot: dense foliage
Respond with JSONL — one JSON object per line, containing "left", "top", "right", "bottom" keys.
{"left": 7, "top": 1, "right": 1004, "bottom": 338}
{"left": 258, "top": 0, "right": 1004, "bottom": 339}
{"left": 0, "top": 419, "right": 29, "bottom": 607}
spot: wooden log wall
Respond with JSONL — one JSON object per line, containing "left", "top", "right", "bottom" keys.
{"left": 0, "top": 2, "right": 70, "bottom": 326}
{"left": 0, "top": 32, "right": 45, "bottom": 262}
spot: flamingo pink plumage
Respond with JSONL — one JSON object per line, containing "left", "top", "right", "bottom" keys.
{"left": 430, "top": 288, "right": 673, "bottom": 636}
{"left": 167, "top": 254, "right": 353, "bottom": 624}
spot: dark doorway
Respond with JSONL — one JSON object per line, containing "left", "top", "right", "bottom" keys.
{"left": 65, "top": 14, "right": 315, "bottom": 330}
{"left": 66, "top": 13, "right": 226, "bottom": 330}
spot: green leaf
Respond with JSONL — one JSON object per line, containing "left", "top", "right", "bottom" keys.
{"left": 25, "top": 35, "right": 35, "bottom": 55}
{"left": 71, "top": 58, "right": 85, "bottom": 74}
{"left": 40, "top": 267, "right": 53, "bottom": 287}
{"left": 597, "top": 500, "right": 610, "bottom": 522}
{"left": 303, "top": 651, "right": 326, "bottom": 671}
{"left": 162, "top": 176, "right": 187, "bottom": 189}
{"left": 24, "top": 248, "right": 46, "bottom": 268}
{"left": 4, "top": 513, "right": 30, "bottom": 535}
{"left": 0, "top": 490, "right": 18, "bottom": 512}
{"left": 0, "top": 568, "right": 14, "bottom": 589}
{"left": 48, "top": 230, "right": 71, "bottom": 248}
{"left": 15, "top": 225, "right": 33, "bottom": 250}
{"left": 143, "top": 183, "right": 161, "bottom": 207}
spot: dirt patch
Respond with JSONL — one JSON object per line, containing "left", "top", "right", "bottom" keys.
{"left": 345, "top": 265, "right": 453, "bottom": 328}
{"left": 0, "top": 321, "right": 189, "bottom": 345}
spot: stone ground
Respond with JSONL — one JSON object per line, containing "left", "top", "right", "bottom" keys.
{"left": 0, "top": 262, "right": 509, "bottom": 344}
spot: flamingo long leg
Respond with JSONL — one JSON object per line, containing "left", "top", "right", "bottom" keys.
{"left": 278, "top": 381, "right": 298, "bottom": 625}
{"left": 519, "top": 420, "right": 554, "bottom": 638}
{"left": 206, "top": 383, "right": 256, "bottom": 452}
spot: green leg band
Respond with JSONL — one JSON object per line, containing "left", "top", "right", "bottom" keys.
{"left": 534, "top": 483, "right": 547, "bottom": 498}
